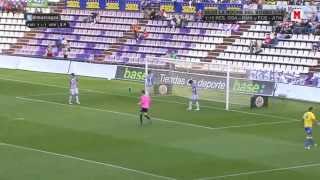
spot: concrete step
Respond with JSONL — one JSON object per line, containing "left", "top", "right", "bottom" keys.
{"left": 224, "top": 37, "right": 235, "bottom": 42}
{"left": 96, "top": 15, "right": 149, "bottom": 61}
{"left": 216, "top": 45, "right": 228, "bottom": 49}
{"left": 208, "top": 52, "right": 220, "bottom": 56}
{"left": 25, "top": 32, "right": 36, "bottom": 36}
{"left": 139, "top": 20, "right": 148, "bottom": 24}
{"left": 104, "top": 51, "right": 113, "bottom": 55}
{"left": 201, "top": 59, "right": 212, "bottom": 63}
{"left": 117, "top": 38, "right": 127, "bottom": 43}
{"left": 12, "top": 45, "right": 22, "bottom": 48}
{"left": 17, "top": 39, "right": 29, "bottom": 44}
{"left": 232, "top": 31, "right": 243, "bottom": 36}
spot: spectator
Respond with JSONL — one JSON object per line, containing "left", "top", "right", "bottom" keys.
{"left": 315, "top": 24, "right": 320, "bottom": 35}
{"left": 170, "top": 50, "right": 177, "bottom": 59}
{"left": 169, "top": 15, "right": 176, "bottom": 28}
{"left": 11, "top": 1, "right": 17, "bottom": 14}
{"left": 46, "top": 45, "right": 53, "bottom": 57}
{"left": 0, "top": 1, "right": 4, "bottom": 12}
{"left": 270, "top": 32, "right": 278, "bottom": 45}
{"left": 257, "top": 0, "right": 263, "bottom": 10}
{"left": 4, "top": 1, "right": 11, "bottom": 13}
{"left": 62, "top": 38, "right": 69, "bottom": 50}
{"left": 149, "top": 9, "right": 156, "bottom": 20}
{"left": 195, "top": 10, "right": 203, "bottom": 22}
{"left": 138, "top": 29, "right": 149, "bottom": 41}
{"left": 176, "top": 15, "right": 181, "bottom": 28}
{"left": 249, "top": 40, "right": 255, "bottom": 54}
{"left": 249, "top": 41, "right": 256, "bottom": 54}
{"left": 84, "top": 12, "right": 98, "bottom": 24}
{"left": 263, "top": 33, "right": 272, "bottom": 47}
{"left": 306, "top": 21, "right": 316, "bottom": 34}
{"left": 180, "top": 15, "right": 187, "bottom": 28}
{"left": 316, "top": 11, "right": 320, "bottom": 23}
{"left": 160, "top": 9, "right": 168, "bottom": 20}
{"left": 16, "top": 2, "right": 24, "bottom": 13}
{"left": 56, "top": 36, "right": 63, "bottom": 49}
{"left": 188, "top": 0, "right": 193, "bottom": 7}
{"left": 91, "top": 12, "right": 99, "bottom": 23}
{"left": 63, "top": 47, "right": 69, "bottom": 59}
{"left": 305, "top": 73, "right": 315, "bottom": 86}
{"left": 143, "top": 29, "right": 149, "bottom": 39}
{"left": 312, "top": 41, "right": 320, "bottom": 51}
{"left": 255, "top": 41, "right": 262, "bottom": 54}
{"left": 274, "top": 24, "right": 282, "bottom": 33}
{"left": 35, "top": 8, "right": 43, "bottom": 14}
{"left": 277, "top": 31, "right": 292, "bottom": 39}
{"left": 141, "top": 0, "right": 148, "bottom": 10}
{"left": 131, "top": 24, "right": 140, "bottom": 40}
{"left": 231, "top": 24, "right": 240, "bottom": 32}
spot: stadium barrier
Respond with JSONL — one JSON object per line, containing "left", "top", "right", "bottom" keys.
{"left": 0, "top": 55, "right": 320, "bottom": 103}
{"left": 69, "top": 61, "right": 117, "bottom": 79}
{"left": 66, "top": 0, "right": 141, "bottom": 11}
{"left": 274, "top": 83, "right": 320, "bottom": 103}
{"left": 159, "top": 1, "right": 243, "bottom": 13}
{"left": 0, "top": 55, "right": 117, "bottom": 79}
{"left": 17, "top": 57, "right": 70, "bottom": 74}
{"left": 0, "top": 56, "right": 20, "bottom": 69}
{"left": 115, "top": 66, "right": 275, "bottom": 96}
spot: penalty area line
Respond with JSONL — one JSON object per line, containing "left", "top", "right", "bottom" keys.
{"left": 15, "top": 96, "right": 299, "bottom": 131}
{"left": 0, "top": 142, "right": 176, "bottom": 180}
{"left": 196, "top": 162, "right": 320, "bottom": 180}
{"left": 0, "top": 76, "right": 298, "bottom": 122}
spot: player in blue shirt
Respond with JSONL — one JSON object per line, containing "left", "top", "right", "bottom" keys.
{"left": 188, "top": 80, "right": 200, "bottom": 111}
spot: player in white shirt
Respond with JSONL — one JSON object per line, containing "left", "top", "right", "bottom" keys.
{"left": 188, "top": 80, "right": 200, "bottom": 111}
{"left": 145, "top": 70, "right": 154, "bottom": 96}
{"left": 69, "top": 73, "right": 80, "bottom": 105}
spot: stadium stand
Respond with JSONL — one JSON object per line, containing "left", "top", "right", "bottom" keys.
{"left": 0, "top": 0, "right": 319, "bottom": 74}
{"left": 0, "top": 12, "right": 30, "bottom": 53}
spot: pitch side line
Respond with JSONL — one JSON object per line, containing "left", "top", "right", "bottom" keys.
{"left": 15, "top": 96, "right": 299, "bottom": 131}
{"left": 0, "top": 76, "right": 298, "bottom": 122}
{"left": 0, "top": 142, "right": 176, "bottom": 180}
{"left": 196, "top": 162, "right": 320, "bottom": 180}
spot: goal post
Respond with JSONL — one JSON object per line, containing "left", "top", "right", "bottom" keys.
{"left": 116, "top": 57, "right": 275, "bottom": 110}
{"left": 143, "top": 58, "right": 255, "bottom": 110}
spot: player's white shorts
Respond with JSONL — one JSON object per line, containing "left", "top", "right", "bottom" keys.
{"left": 190, "top": 94, "right": 199, "bottom": 102}
{"left": 146, "top": 86, "right": 153, "bottom": 95}
{"left": 70, "top": 88, "right": 79, "bottom": 96}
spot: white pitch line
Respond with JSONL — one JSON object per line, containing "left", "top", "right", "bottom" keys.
{"left": 15, "top": 96, "right": 299, "bottom": 131}
{"left": 0, "top": 76, "right": 298, "bottom": 122}
{"left": 0, "top": 142, "right": 175, "bottom": 180}
{"left": 150, "top": 98, "right": 297, "bottom": 122}
{"left": 196, "top": 162, "right": 320, "bottom": 180}
{"left": 20, "top": 92, "right": 68, "bottom": 97}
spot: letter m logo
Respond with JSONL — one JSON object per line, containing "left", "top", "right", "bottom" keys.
{"left": 291, "top": 9, "right": 303, "bottom": 22}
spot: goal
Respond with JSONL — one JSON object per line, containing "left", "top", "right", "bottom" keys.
{"left": 142, "top": 58, "right": 275, "bottom": 110}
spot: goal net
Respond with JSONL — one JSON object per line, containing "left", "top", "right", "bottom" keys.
{"left": 149, "top": 58, "right": 275, "bottom": 110}
{"left": 116, "top": 57, "right": 275, "bottom": 110}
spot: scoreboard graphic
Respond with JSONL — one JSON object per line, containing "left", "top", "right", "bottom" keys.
{"left": 27, "top": 0, "right": 48, "bottom": 8}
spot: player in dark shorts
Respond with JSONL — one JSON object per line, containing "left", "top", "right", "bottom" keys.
{"left": 138, "top": 90, "right": 152, "bottom": 126}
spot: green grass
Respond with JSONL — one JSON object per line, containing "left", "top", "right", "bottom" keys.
{"left": 0, "top": 68, "right": 320, "bottom": 180}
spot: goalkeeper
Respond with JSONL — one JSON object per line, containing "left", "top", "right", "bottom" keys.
{"left": 145, "top": 70, "right": 154, "bottom": 96}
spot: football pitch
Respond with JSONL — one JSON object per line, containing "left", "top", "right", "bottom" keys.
{"left": 0, "top": 68, "right": 320, "bottom": 180}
